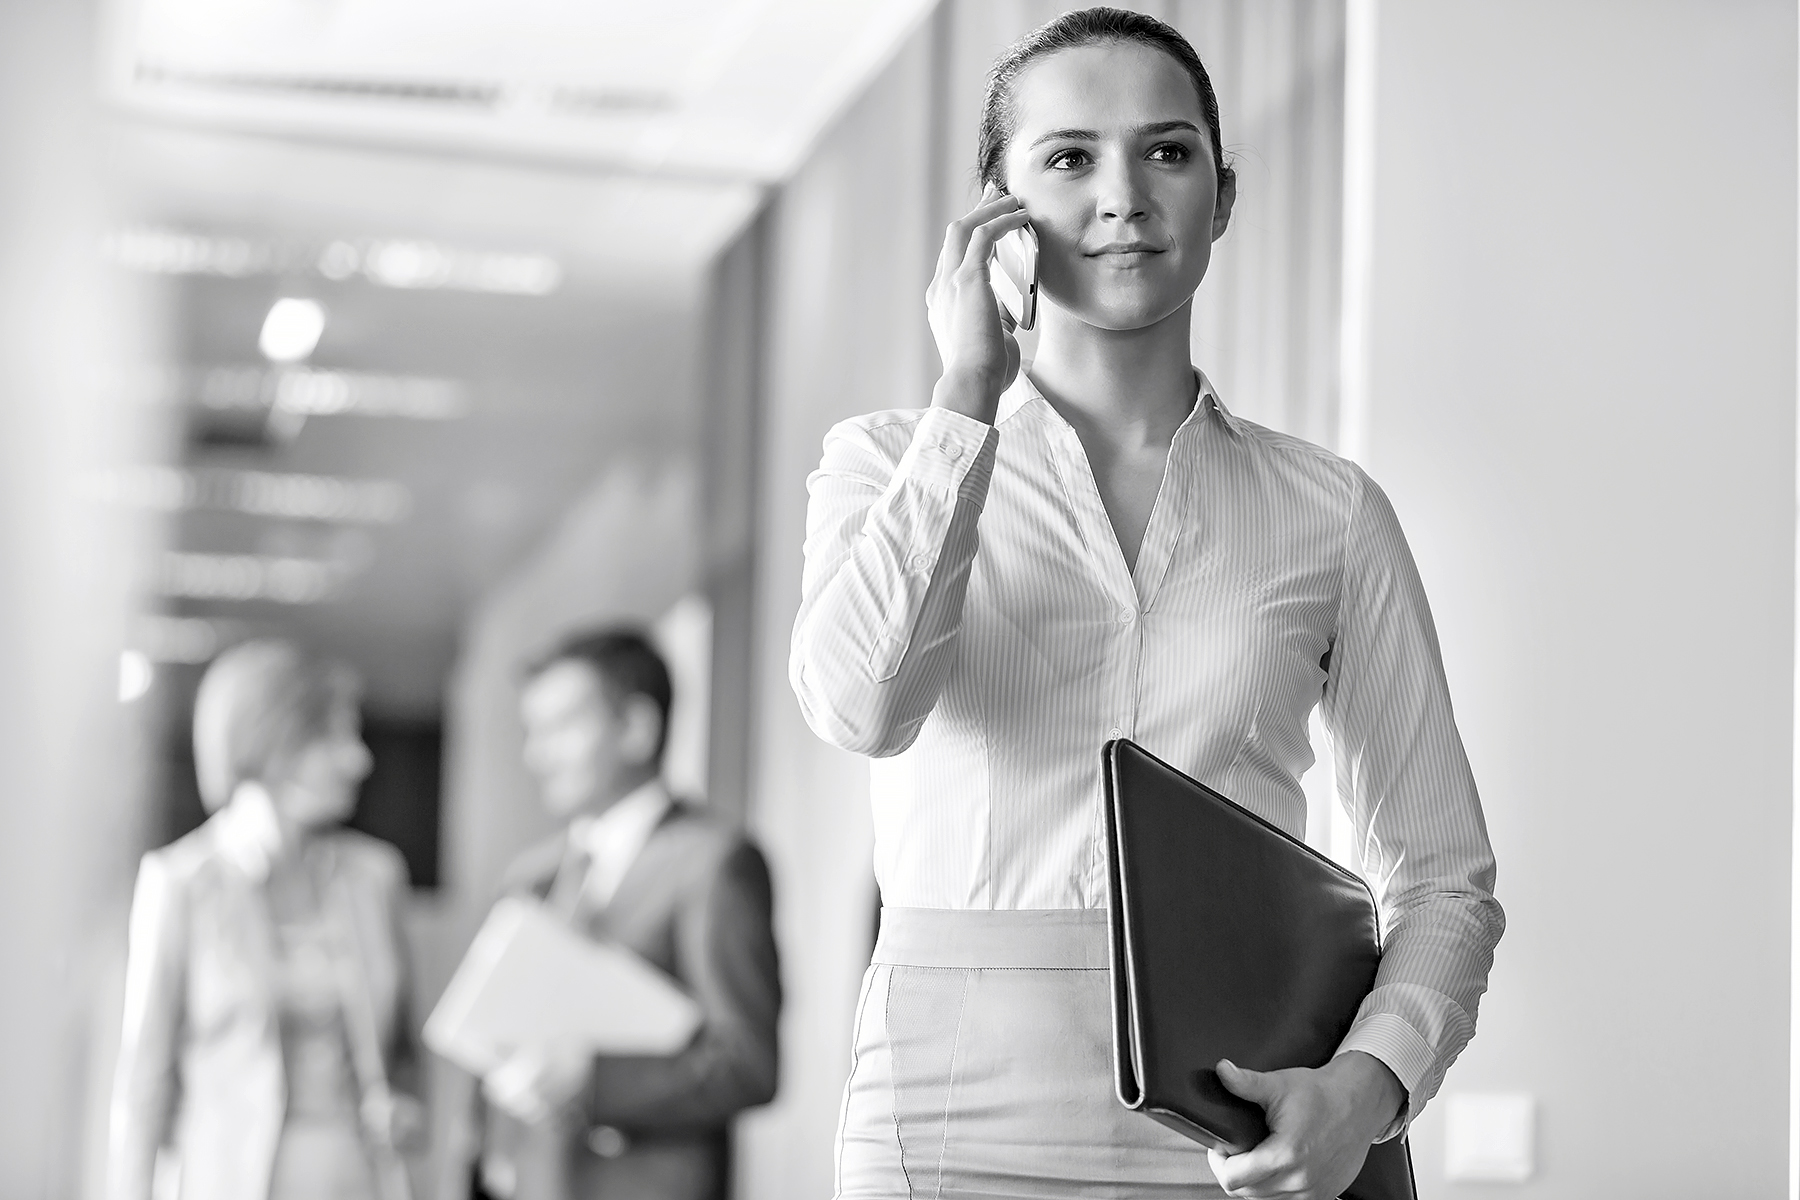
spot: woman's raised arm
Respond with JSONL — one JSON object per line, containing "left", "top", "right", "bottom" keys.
{"left": 789, "top": 188, "right": 1026, "bottom": 756}
{"left": 789, "top": 409, "right": 997, "bottom": 757}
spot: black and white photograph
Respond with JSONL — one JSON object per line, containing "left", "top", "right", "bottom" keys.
{"left": 0, "top": 2, "right": 1791, "bottom": 1199}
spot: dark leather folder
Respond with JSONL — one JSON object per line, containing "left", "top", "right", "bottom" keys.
{"left": 1102, "top": 738, "right": 1417, "bottom": 1200}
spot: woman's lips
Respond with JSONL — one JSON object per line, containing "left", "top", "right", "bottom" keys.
{"left": 1088, "top": 249, "right": 1163, "bottom": 267}
{"left": 1087, "top": 243, "right": 1164, "bottom": 263}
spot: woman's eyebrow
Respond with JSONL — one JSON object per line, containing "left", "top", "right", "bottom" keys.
{"left": 1027, "top": 120, "right": 1202, "bottom": 149}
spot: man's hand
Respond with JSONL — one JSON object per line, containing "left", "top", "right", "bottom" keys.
{"left": 1206, "top": 1051, "right": 1406, "bottom": 1199}
{"left": 481, "top": 1038, "right": 592, "bottom": 1125}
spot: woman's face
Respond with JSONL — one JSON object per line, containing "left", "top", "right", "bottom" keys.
{"left": 1001, "top": 41, "right": 1232, "bottom": 333}
{"left": 270, "top": 699, "right": 371, "bottom": 832}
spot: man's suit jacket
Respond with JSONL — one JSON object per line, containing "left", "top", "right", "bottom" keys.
{"left": 488, "top": 801, "right": 780, "bottom": 1200}
{"left": 109, "top": 820, "right": 413, "bottom": 1200}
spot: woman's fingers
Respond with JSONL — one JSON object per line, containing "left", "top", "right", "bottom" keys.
{"left": 925, "top": 185, "right": 1029, "bottom": 418}
{"left": 959, "top": 206, "right": 1033, "bottom": 277}
{"left": 938, "top": 188, "right": 1023, "bottom": 271}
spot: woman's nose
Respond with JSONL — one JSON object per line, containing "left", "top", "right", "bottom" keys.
{"left": 1094, "top": 158, "right": 1149, "bottom": 222}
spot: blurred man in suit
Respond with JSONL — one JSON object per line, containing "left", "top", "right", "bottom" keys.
{"left": 472, "top": 628, "right": 780, "bottom": 1200}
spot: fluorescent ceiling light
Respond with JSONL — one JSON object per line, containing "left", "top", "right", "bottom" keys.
{"left": 105, "top": 229, "right": 563, "bottom": 296}
{"left": 159, "top": 551, "right": 349, "bottom": 604}
{"left": 259, "top": 297, "right": 326, "bottom": 363}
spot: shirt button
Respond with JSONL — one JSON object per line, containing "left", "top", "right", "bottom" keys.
{"left": 909, "top": 553, "right": 932, "bottom": 572}
{"left": 1118, "top": 608, "right": 1135, "bottom": 624}
{"left": 940, "top": 442, "right": 963, "bottom": 460}
{"left": 1109, "top": 727, "right": 1123, "bottom": 740}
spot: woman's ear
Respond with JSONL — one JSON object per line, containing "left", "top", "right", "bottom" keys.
{"left": 1211, "top": 167, "right": 1238, "bottom": 243}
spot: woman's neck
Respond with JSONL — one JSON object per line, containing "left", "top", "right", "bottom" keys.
{"left": 1027, "top": 299, "right": 1198, "bottom": 449}
{"left": 277, "top": 819, "right": 315, "bottom": 855}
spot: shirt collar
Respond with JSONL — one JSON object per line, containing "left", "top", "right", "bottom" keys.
{"left": 995, "top": 366, "right": 1239, "bottom": 436}
{"left": 568, "top": 777, "right": 672, "bottom": 862}
{"left": 1193, "top": 370, "right": 1242, "bottom": 435}
{"left": 995, "top": 371, "right": 1041, "bottom": 424}
{"left": 209, "top": 781, "right": 285, "bottom": 883}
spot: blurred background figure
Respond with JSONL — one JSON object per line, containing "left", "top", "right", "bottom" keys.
{"left": 109, "top": 638, "right": 421, "bottom": 1200}
{"left": 449, "top": 628, "right": 778, "bottom": 1200}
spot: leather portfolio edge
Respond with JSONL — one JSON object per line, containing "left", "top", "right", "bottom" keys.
{"left": 1102, "top": 746, "right": 1143, "bottom": 1111}
{"left": 1100, "top": 738, "right": 1420, "bottom": 1200}
{"left": 1103, "top": 737, "right": 1244, "bottom": 1154}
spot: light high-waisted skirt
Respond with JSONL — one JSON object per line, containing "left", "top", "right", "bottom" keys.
{"left": 834, "top": 908, "right": 1226, "bottom": 1199}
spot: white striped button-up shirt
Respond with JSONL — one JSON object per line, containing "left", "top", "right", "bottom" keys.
{"left": 790, "top": 372, "right": 1504, "bottom": 1116}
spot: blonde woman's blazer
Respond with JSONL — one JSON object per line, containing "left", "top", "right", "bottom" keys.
{"left": 108, "top": 820, "right": 412, "bottom": 1200}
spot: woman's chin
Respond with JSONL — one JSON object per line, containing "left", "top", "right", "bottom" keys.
{"left": 1042, "top": 279, "right": 1194, "bottom": 335}
{"left": 1067, "top": 295, "right": 1190, "bottom": 334}
{"left": 284, "top": 796, "right": 357, "bottom": 831}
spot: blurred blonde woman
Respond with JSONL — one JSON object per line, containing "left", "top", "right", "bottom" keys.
{"left": 110, "top": 639, "right": 420, "bottom": 1200}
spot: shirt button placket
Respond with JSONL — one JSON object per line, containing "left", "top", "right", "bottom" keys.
{"left": 1120, "top": 604, "right": 1142, "bottom": 741}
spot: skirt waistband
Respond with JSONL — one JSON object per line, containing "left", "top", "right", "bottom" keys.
{"left": 873, "top": 907, "right": 1110, "bottom": 970}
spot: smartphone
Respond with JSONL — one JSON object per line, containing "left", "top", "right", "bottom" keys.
{"left": 989, "top": 222, "right": 1039, "bottom": 331}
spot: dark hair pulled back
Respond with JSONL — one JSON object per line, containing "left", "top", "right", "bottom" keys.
{"left": 976, "top": 7, "right": 1231, "bottom": 195}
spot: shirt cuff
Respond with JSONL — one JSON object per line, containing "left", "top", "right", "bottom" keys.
{"left": 1334, "top": 1012, "right": 1436, "bottom": 1142}
{"left": 897, "top": 407, "right": 999, "bottom": 507}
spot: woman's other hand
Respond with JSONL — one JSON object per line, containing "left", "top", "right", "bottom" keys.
{"left": 1205, "top": 1053, "right": 1405, "bottom": 1199}
{"left": 927, "top": 184, "right": 1032, "bottom": 423}
{"left": 360, "top": 1086, "right": 427, "bottom": 1150}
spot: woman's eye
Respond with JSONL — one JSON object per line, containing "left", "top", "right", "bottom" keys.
{"left": 1047, "top": 148, "right": 1091, "bottom": 171}
{"left": 1147, "top": 142, "right": 1191, "bottom": 164}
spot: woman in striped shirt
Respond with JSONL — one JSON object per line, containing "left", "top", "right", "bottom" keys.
{"left": 791, "top": 9, "right": 1503, "bottom": 1199}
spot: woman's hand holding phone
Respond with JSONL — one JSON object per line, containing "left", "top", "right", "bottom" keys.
{"left": 927, "top": 183, "right": 1032, "bottom": 424}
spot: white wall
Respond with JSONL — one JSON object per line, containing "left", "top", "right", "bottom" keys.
{"left": 734, "top": 23, "right": 939, "bottom": 1200}
{"left": 0, "top": 2, "right": 165, "bottom": 1194}
{"left": 1359, "top": 2, "right": 1795, "bottom": 1195}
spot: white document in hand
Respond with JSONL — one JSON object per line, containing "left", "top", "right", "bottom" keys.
{"left": 424, "top": 897, "right": 702, "bottom": 1076}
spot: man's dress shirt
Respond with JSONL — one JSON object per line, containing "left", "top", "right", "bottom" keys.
{"left": 789, "top": 372, "right": 1505, "bottom": 1122}
{"left": 566, "top": 779, "right": 675, "bottom": 910}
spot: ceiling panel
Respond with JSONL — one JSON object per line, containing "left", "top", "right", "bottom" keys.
{"left": 105, "top": 126, "right": 758, "bottom": 712}
{"left": 105, "top": 0, "right": 939, "bottom": 181}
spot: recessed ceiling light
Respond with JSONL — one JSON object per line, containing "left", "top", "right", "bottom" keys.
{"left": 259, "top": 297, "right": 326, "bottom": 363}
